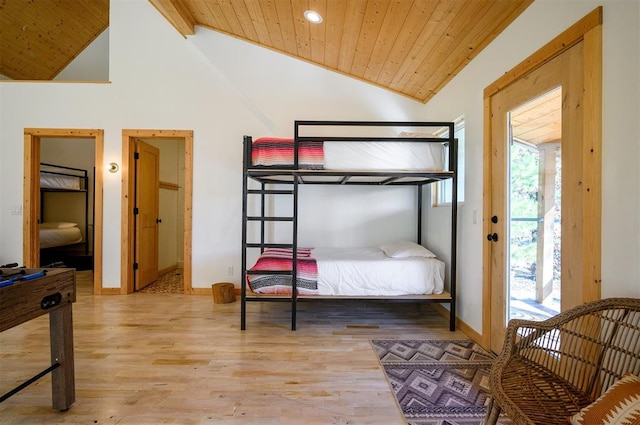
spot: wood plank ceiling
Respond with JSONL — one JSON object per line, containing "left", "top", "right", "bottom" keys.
{"left": 0, "top": 0, "right": 535, "bottom": 105}
{"left": 0, "top": 0, "right": 109, "bottom": 80}
{"left": 150, "top": 0, "right": 533, "bottom": 103}
{"left": 511, "top": 87, "right": 561, "bottom": 145}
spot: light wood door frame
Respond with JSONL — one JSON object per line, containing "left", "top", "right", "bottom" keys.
{"left": 23, "top": 128, "right": 104, "bottom": 294}
{"left": 482, "top": 7, "right": 602, "bottom": 351}
{"left": 121, "top": 130, "right": 193, "bottom": 294}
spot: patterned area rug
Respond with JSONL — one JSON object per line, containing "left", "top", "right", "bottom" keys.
{"left": 371, "top": 339, "right": 511, "bottom": 425}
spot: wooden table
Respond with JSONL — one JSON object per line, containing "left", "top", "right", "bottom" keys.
{"left": 0, "top": 268, "right": 76, "bottom": 411}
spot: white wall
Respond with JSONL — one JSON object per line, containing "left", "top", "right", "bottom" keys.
{"left": 0, "top": 0, "right": 426, "bottom": 288}
{"left": 423, "top": 0, "right": 640, "bottom": 333}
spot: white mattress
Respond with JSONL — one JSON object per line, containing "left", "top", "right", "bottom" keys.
{"left": 314, "top": 247, "right": 444, "bottom": 296}
{"left": 40, "top": 226, "right": 83, "bottom": 249}
{"left": 40, "top": 172, "right": 81, "bottom": 190}
{"left": 323, "top": 141, "right": 445, "bottom": 171}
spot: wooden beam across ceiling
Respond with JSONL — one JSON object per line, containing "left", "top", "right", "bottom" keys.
{"left": 148, "top": 0, "right": 196, "bottom": 36}
{"left": 149, "top": 0, "right": 534, "bottom": 103}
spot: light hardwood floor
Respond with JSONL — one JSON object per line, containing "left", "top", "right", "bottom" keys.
{"left": 0, "top": 272, "right": 468, "bottom": 424}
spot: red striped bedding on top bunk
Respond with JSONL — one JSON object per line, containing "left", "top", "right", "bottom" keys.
{"left": 250, "top": 137, "right": 446, "bottom": 171}
{"left": 251, "top": 137, "right": 324, "bottom": 169}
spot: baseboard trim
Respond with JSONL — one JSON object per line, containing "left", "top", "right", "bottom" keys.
{"left": 191, "top": 287, "right": 212, "bottom": 295}
{"left": 430, "top": 303, "right": 484, "bottom": 348}
{"left": 100, "top": 287, "right": 121, "bottom": 295}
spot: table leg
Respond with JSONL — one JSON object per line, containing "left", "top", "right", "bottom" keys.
{"left": 49, "top": 304, "right": 75, "bottom": 411}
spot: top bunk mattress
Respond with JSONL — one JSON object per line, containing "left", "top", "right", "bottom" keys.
{"left": 250, "top": 137, "right": 446, "bottom": 171}
{"left": 40, "top": 171, "right": 82, "bottom": 190}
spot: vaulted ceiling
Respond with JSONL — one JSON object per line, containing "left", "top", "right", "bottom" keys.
{"left": 150, "top": 0, "right": 534, "bottom": 103}
{"left": 1, "top": 1, "right": 534, "bottom": 104}
{"left": 1, "top": 1, "right": 559, "bottom": 144}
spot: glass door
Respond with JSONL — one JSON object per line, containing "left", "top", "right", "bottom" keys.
{"left": 507, "top": 87, "right": 562, "bottom": 321}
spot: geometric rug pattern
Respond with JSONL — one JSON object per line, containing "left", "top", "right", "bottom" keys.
{"left": 371, "top": 340, "right": 512, "bottom": 425}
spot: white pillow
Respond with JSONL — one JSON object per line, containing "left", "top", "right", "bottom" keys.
{"left": 39, "top": 222, "right": 77, "bottom": 229}
{"left": 380, "top": 241, "right": 436, "bottom": 258}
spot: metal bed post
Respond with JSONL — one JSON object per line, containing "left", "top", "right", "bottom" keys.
{"left": 260, "top": 182, "right": 266, "bottom": 250}
{"left": 291, "top": 176, "right": 298, "bottom": 331}
{"left": 449, "top": 130, "right": 458, "bottom": 331}
{"left": 82, "top": 171, "right": 88, "bottom": 256}
{"left": 417, "top": 185, "right": 423, "bottom": 243}
{"left": 241, "top": 136, "right": 250, "bottom": 330}
{"left": 291, "top": 123, "right": 300, "bottom": 331}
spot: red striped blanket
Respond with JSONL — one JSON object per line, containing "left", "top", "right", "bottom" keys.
{"left": 247, "top": 248, "right": 319, "bottom": 295}
{"left": 251, "top": 137, "right": 324, "bottom": 169}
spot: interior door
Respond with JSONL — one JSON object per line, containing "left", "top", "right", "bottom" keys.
{"left": 488, "top": 41, "right": 597, "bottom": 353}
{"left": 135, "top": 140, "right": 160, "bottom": 290}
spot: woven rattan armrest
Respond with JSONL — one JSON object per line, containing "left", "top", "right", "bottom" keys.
{"left": 485, "top": 298, "right": 640, "bottom": 425}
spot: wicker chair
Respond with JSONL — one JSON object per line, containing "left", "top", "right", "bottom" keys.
{"left": 484, "top": 297, "right": 640, "bottom": 425}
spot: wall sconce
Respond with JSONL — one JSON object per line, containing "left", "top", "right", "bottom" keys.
{"left": 108, "top": 162, "right": 119, "bottom": 173}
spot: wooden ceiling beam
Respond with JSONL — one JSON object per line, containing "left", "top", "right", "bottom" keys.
{"left": 148, "top": 0, "right": 195, "bottom": 37}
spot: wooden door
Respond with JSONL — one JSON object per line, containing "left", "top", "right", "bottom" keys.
{"left": 135, "top": 140, "right": 160, "bottom": 290}
{"left": 487, "top": 41, "right": 600, "bottom": 353}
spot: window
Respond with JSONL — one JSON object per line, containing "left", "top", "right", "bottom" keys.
{"left": 433, "top": 118, "right": 465, "bottom": 206}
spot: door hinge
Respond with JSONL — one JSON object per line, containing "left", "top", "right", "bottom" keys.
{"left": 133, "top": 262, "right": 139, "bottom": 270}
{"left": 133, "top": 207, "right": 139, "bottom": 215}
{"left": 134, "top": 152, "right": 140, "bottom": 160}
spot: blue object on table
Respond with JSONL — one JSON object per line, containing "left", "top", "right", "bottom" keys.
{"left": 0, "top": 270, "right": 47, "bottom": 288}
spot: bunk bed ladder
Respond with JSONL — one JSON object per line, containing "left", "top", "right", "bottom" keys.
{"left": 241, "top": 160, "right": 299, "bottom": 330}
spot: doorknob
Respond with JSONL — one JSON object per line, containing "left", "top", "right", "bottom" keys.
{"left": 491, "top": 215, "right": 499, "bottom": 223}
{"left": 487, "top": 233, "right": 498, "bottom": 242}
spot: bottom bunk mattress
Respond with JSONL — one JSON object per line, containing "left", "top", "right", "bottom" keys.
{"left": 247, "top": 246, "right": 445, "bottom": 296}
{"left": 39, "top": 222, "right": 83, "bottom": 249}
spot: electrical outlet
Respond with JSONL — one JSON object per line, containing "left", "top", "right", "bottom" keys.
{"left": 227, "top": 266, "right": 234, "bottom": 276}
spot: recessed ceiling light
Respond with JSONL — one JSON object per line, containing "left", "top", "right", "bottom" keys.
{"left": 304, "top": 10, "right": 323, "bottom": 24}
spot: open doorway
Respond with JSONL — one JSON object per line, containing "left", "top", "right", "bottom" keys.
{"left": 507, "top": 87, "right": 561, "bottom": 321}
{"left": 23, "top": 128, "right": 104, "bottom": 294}
{"left": 121, "top": 130, "right": 193, "bottom": 294}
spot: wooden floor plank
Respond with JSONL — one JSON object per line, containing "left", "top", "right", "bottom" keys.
{"left": 0, "top": 272, "right": 467, "bottom": 424}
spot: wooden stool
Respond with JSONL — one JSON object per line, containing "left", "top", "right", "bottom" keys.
{"left": 212, "top": 282, "right": 236, "bottom": 304}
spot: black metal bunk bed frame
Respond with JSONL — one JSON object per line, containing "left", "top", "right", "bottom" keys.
{"left": 241, "top": 120, "right": 458, "bottom": 331}
{"left": 40, "top": 162, "right": 91, "bottom": 258}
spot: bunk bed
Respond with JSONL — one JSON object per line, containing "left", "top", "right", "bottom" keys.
{"left": 241, "top": 121, "right": 458, "bottom": 331}
{"left": 39, "top": 163, "right": 92, "bottom": 269}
